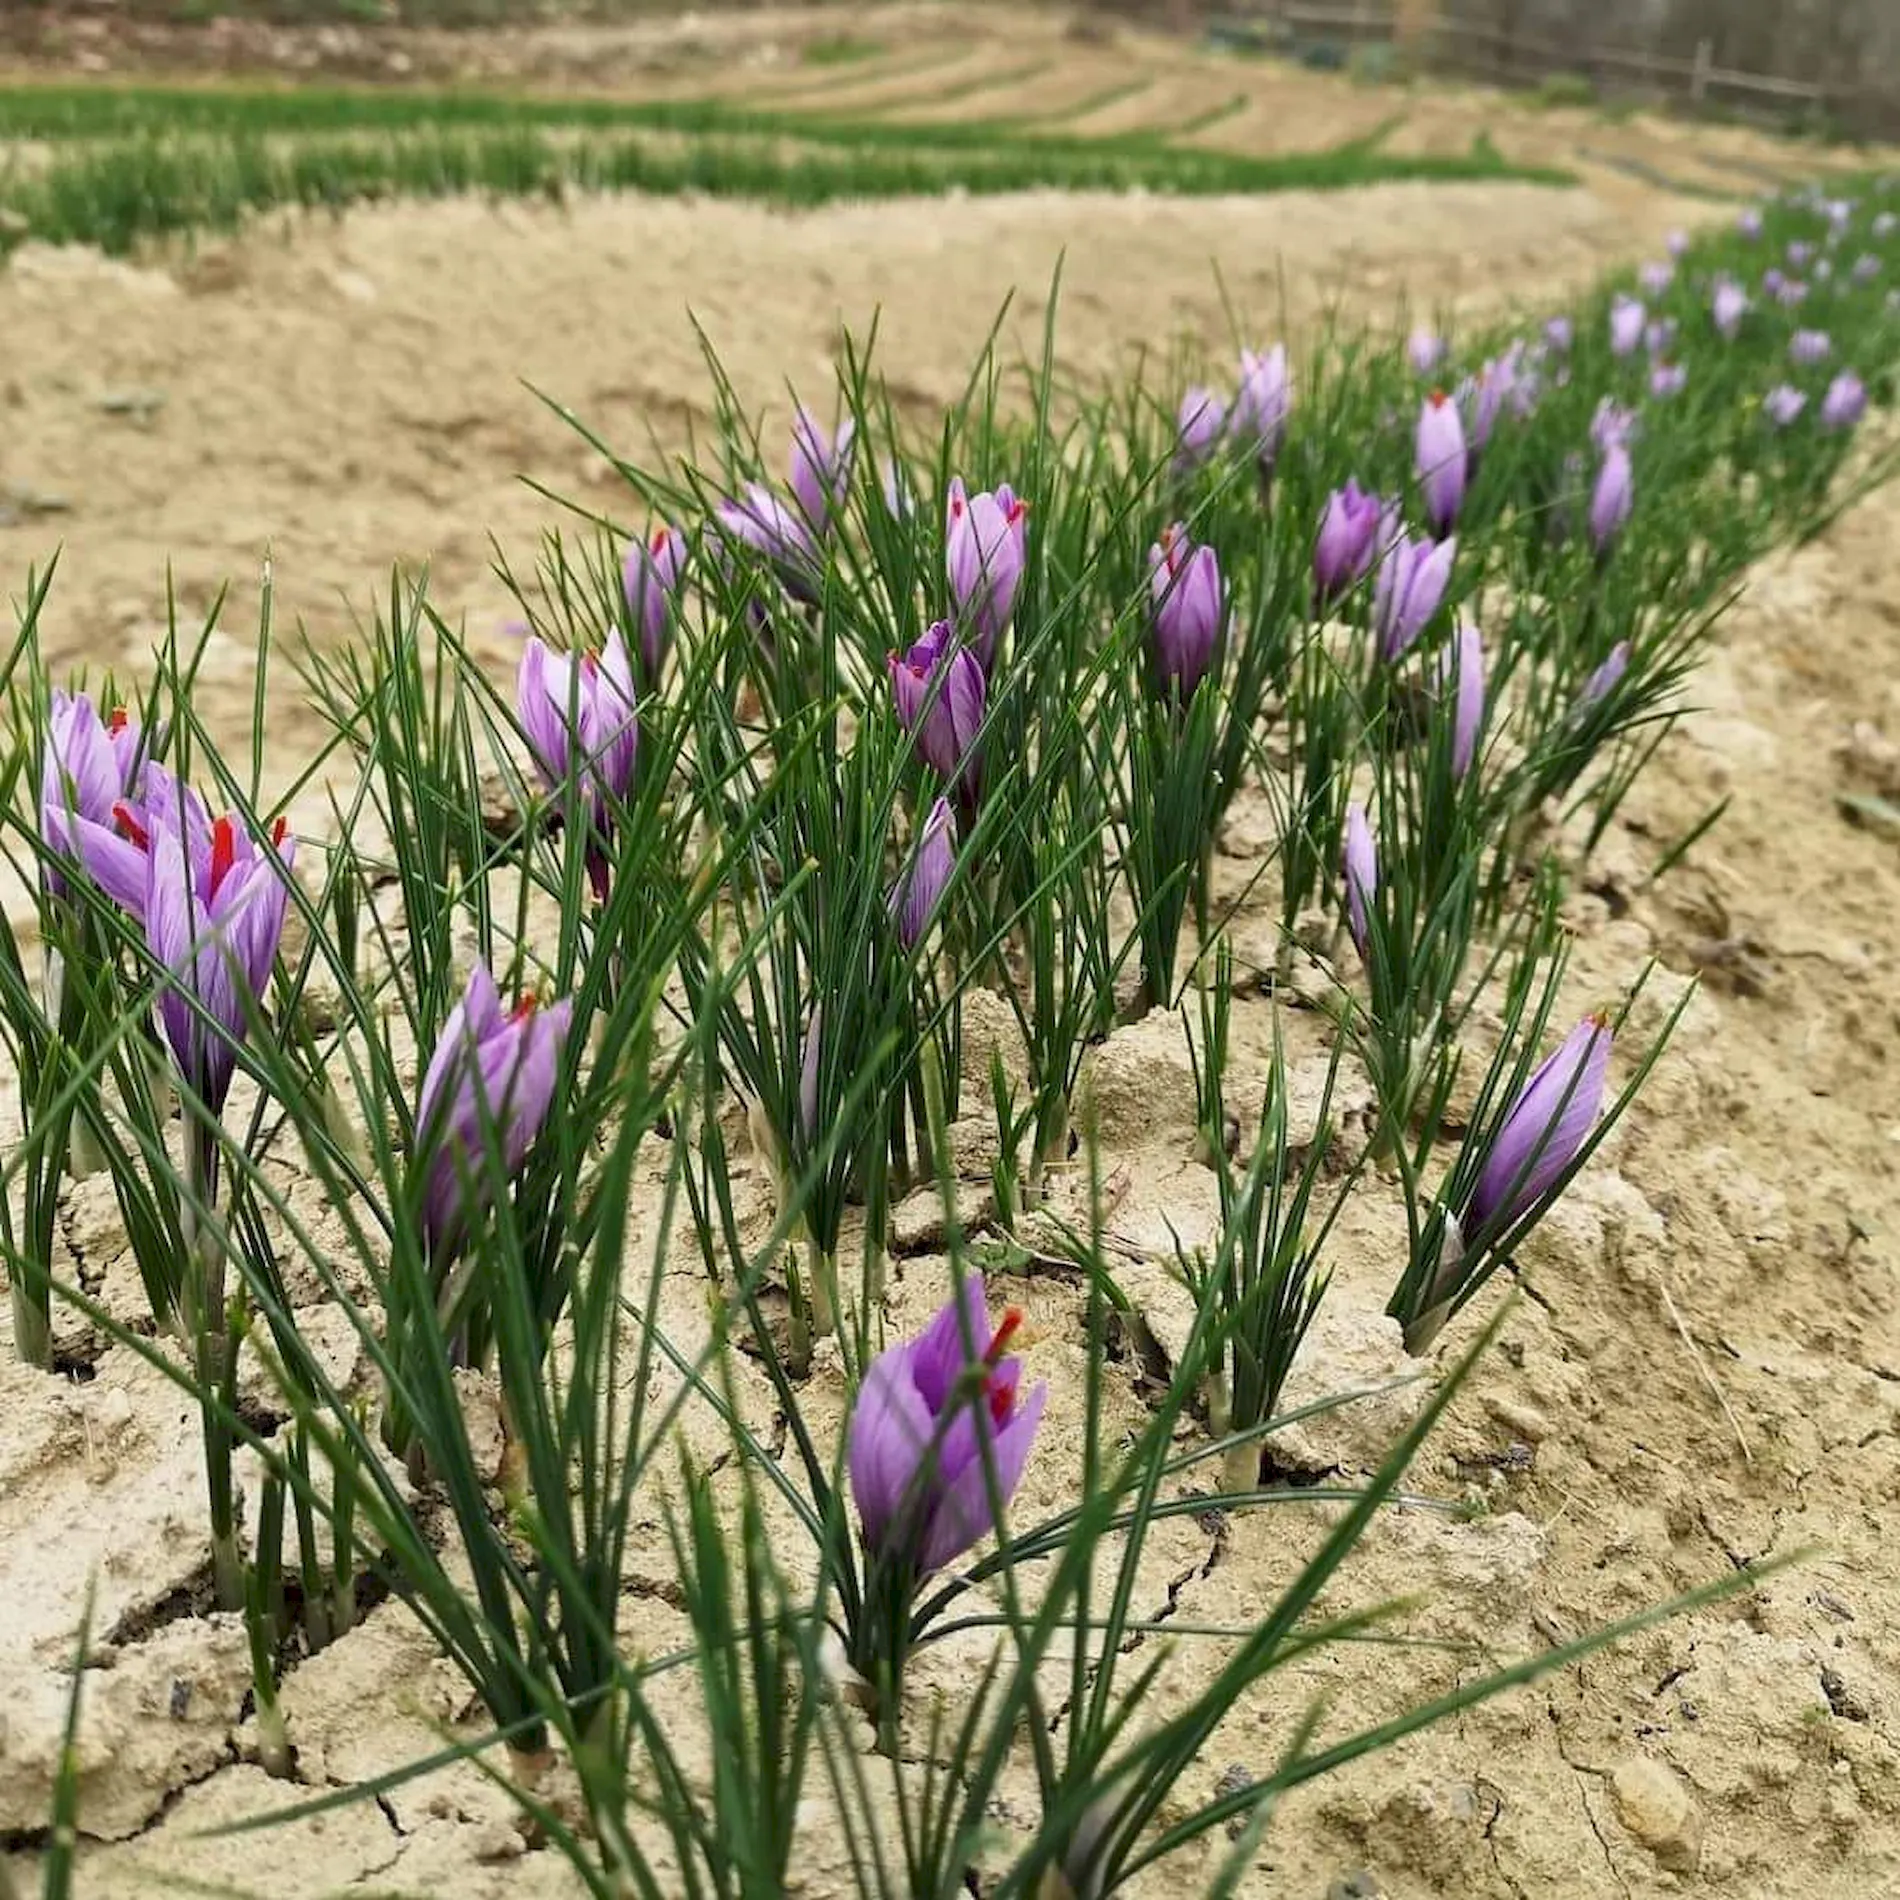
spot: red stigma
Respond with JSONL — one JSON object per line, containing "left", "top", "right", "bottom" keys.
{"left": 1429, "top": 388, "right": 1448, "bottom": 408}
{"left": 949, "top": 495, "right": 965, "bottom": 521}
{"left": 209, "top": 817, "right": 236, "bottom": 897}
{"left": 979, "top": 1309, "right": 1026, "bottom": 1425}
{"left": 512, "top": 991, "right": 538, "bottom": 1022}
{"left": 649, "top": 525, "right": 670, "bottom": 553}
{"left": 112, "top": 802, "right": 149, "bottom": 851}
{"left": 108, "top": 706, "right": 130, "bottom": 733}
{"left": 271, "top": 815, "right": 289, "bottom": 846}
{"left": 984, "top": 1306, "right": 1024, "bottom": 1367}
{"left": 1007, "top": 498, "right": 1027, "bottom": 524}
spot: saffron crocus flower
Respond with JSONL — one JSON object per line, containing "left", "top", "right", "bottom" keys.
{"left": 1639, "top": 259, "right": 1674, "bottom": 297}
{"left": 1644, "top": 318, "right": 1677, "bottom": 358}
{"left": 1173, "top": 386, "right": 1227, "bottom": 475}
{"left": 517, "top": 629, "right": 639, "bottom": 900}
{"left": 1590, "top": 398, "right": 1638, "bottom": 452}
{"left": 1790, "top": 329, "right": 1832, "bottom": 366}
{"left": 1609, "top": 296, "right": 1646, "bottom": 357}
{"left": 1232, "top": 345, "right": 1291, "bottom": 472}
{"left": 1342, "top": 803, "right": 1376, "bottom": 959}
{"left": 889, "top": 620, "right": 985, "bottom": 786}
{"left": 1575, "top": 641, "right": 1630, "bottom": 715}
{"left": 1665, "top": 228, "right": 1689, "bottom": 258}
{"left": 1148, "top": 525, "right": 1223, "bottom": 698}
{"left": 623, "top": 523, "right": 686, "bottom": 685}
{"left": 1787, "top": 240, "right": 1815, "bottom": 269}
{"left": 1450, "top": 620, "right": 1484, "bottom": 780}
{"left": 1875, "top": 213, "right": 1896, "bottom": 239}
{"left": 1711, "top": 279, "right": 1749, "bottom": 338}
{"left": 1468, "top": 1014, "right": 1613, "bottom": 1233}
{"left": 789, "top": 407, "right": 856, "bottom": 533}
{"left": 109, "top": 777, "right": 295, "bottom": 1119}
{"left": 848, "top": 1274, "right": 1047, "bottom": 1575}
{"left": 1457, "top": 362, "right": 1512, "bottom": 473}
{"left": 1852, "top": 253, "right": 1881, "bottom": 286}
{"left": 415, "top": 963, "right": 571, "bottom": 1260}
{"left": 1761, "top": 267, "right": 1786, "bottom": 299}
{"left": 1415, "top": 391, "right": 1466, "bottom": 535}
{"left": 1589, "top": 444, "right": 1633, "bottom": 554}
{"left": 1544, "top": 315, "right": 1574, "bottom": 354}
{"left": 1407, "top": 329, "right": 1446, "bottom": 375}
{"left": 1373, "top": 531, "right": 1455, "bottom": 662}
{"left": 1313, "top": 481, "right": 1384, "bottom": 603}
{"left": 39, "top": 690, "right": 148, "bottom": 902}
{"left": 891, "top": 797, "right": 956, "bottom": 952}
{"left": 1649, "top": 362, "right": 1687, "bottom": 400}
{"left": 1763, "top": 384, "right": 1808, "bottom": 428}
{"left": 714, "top": 482, "right": 822, "bottom": 608}
{"left": 1821, "top": 372, "right": 1867, "bottom": 432}
{"left": 1775, "top": 278, "right": 1810, "bottom": 308}
{"left": 945, "top": 477, "right": 1028, "bottom": 672}
{"left": 1738, "top": 207, "right": 1763, "bottom": 239}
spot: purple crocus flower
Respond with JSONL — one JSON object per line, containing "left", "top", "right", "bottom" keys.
{"left": 1342, "top": 803, "right": 1376, "bottom": 959}
{"left": 714, "top": 482, "right": 822, "bottom": 607}
{"left": 1609, "top": 296, "right": 1646, "bottom": 357}
{"left": 1761, "top": 267, "right": 1787, "bottom": 299}
{"left": 1467, "top": 1014, "right": 1613, "bottom": 1234}
{"left": 39, "top": 690, "right": 148, "bottom": 902}
{"left": 1457, "top": 363, "right": 1511, "bottom": 473}
{"left": 1313, "top": 481, "right": 1384, "bottom": 604}
{"left": 1639, "top": 259, "right": 1674, "bottom": 297}
{"left": 1874, "top": 213, "right": 1897, "bottom": 239}
{"left": 1738, "top": 207, "right": 1764, "bottom": 239}
{"left": 1544, "top": 315, "right": 1574, "bottom": 354}
{"left": 889, "top": 620, "right": 985, "bottom": 787}
{"left": 1776, "top": 278, "right": 1810, "bottom": 308}
{"left": 106, "top": 775, "right": 295, "bottom": 1118}
{"left": 1787, "top": 240, "right": 1815, "bottom": 269}
{"left": 1450, "top": 620, "right": 1484, "bottom": 780}
{"left": 945, "top": 477, "right": 1028, "bottom": 672}
{"left": 1575, "top": 642, "right": 1630, "bottom": 716}
{"left": 1852, "top": 253, "right": 1881, "bottom": 286}
{"left": 848, "top": 1274, "right": 1047, "bottom": 1575}
{"left": 1589, "top": 444, "right": 1633, "bottom": 554}
{"left": 891, "top": 797, "right": 956, "bottom": 952}
{"left": 1232, "top": 345, "right": 1291, "bottom": 471}
{"left": 1711, "top": 279, "right": 1749, "bottom": 339}
{"left": 1763, "top": 384, "right": 1808, "bottom": 428}
{"left": 1665, "top": 229, "right": 1689, "bottom": 259}
{"left": 1821, "top": 371, "right": 1867, "bottom": 432}
{"left": 799, "top": 1006, "right": 822, "bottom": 1144}
{"left": 789, "top": 407, "right": 856, "bottom": 533}
{"left": 1173, "top": 386, "right": 1227, "bottom": 475}
{"left": 1416, "top": 391, "right": 1467, "bottom": 535}
{"left": 1649, "top": 362, "right": 1687, "bottom": 400}
{"left": 415, "top": 963, "right": 571, "bottom": 1260}
{"left": 1643, "top": 318, "right": 1677, "bottom": 358}
{"left": 518, "top": 629, "right": 639, "bottom": 900}
{"left": 1373, "top": 530, "right": 1455, "bottom": 662}
{"left": 1790, "top": 329, "right": 1832, "bottom": 366}
{"left": 1590, "top": 398, "right": 1638, "bottom": 453}
{"left": 1407, "top": 329, "right": 1446, "bottom": 376}
{"left": 623, "top": 523, "right": 686, "bottom": 685}
{"left": 1148, "top": 525, "right": 1223, "bottom": 699}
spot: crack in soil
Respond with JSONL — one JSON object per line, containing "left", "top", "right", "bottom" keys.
{"left": 1548, "top": 1693, "right": 1632, "bottom": 1900}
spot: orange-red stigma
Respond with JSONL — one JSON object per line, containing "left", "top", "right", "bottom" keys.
{"left": 113, "top": 802, "right": 149, "bottom": 851}
{"left": 108, "top": 706, "right": 130, "bottom": 733}
{"left": 209, "top": 817, "right": 236, "bottom": 895}
{"left": 512, "top": 991, "right": 538, "bottom": 1022}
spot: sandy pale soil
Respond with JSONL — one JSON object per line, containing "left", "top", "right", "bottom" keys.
{"left": 2, "top": 24, "right": 1900, "bottom": 1899}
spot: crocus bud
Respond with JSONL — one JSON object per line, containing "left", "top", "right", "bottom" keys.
{"left": 1458, "top": 361, "right": 1511, "bottom": 470}
{"left": 891, "top": 797, "right": 956, "bottom": 951}
{"left": 1639, "top": 260, "right": 1674, "bottom": 296}
{"left": 1649, "top": 362, "right": 1686, "bottom": 400}
{"left": 1787, "top": 240, "right": 1815, "bottom": 269}
{"left": 945, "top": 477, "right": 1028, "bottom": 672}
{"left": 1821, "top": 371, "right": 1867, "bottom": 432}
{"left": 1665, "top": 228, "right": 1689, "bottom": 258}
{"left": 1232, "top": 345, "right": 1291, "bottom": 471}
{"left": 1544, "top": 315, "right": 1574, "bottom": 354}
{"left": 1413, "top": 392, "right": 1466, "bottom": 536}
{"left": 1575, "top": 641, "right": 1630, "bottom": 716}
{"left": 1590, "top": 398, "right": 1638, "bottom": 452}
{"left": 1738, "top": 207, "right": 1764, "bottom": 239}
{"left": 1373, "top": 531, "right": 1456, "bottom": 662}
{"left": 416, "top": 963, "right": 572, "bottom": 1261}
{"left": 1711, "top": 279, "right": 1749, "bottom": 339}
{"left": 1173, "top": 386, "right": 1227, "bottom": 475}
{"left": 1313, "top": 481, "right": 1384, "bottom": 604}
{"left": 848, "top": 1274, "right": 1047, "bottom": 1574}
{"left": 106, "top": 771, "right": 294, "bottom": 1117}
{"left": 40, "top": 690, "right": 148, "bottom": 903}
{"left": 714, "top": 483, "right": 822, "bottom": 607}
{"left": 889, "top": 620, "right": 985, "bottom": 789}
{"left": 1407, "top": 329, "right": 1446, "bottom": 376}
{"left": 623, "top": 523, "right": 686, "bottom": 685}
{"left": 1450, "top": 620, "right": 1484, "bottom": 780}
{"left": 1589, "top": 444, "right": 1633, "bottom": 554}
{"left": 1775, "top": 277, "right": 1810, "bottom": 308}
{"left": 1763, "top": 384, "right": 1808, "bottom": 428}
{"left": 1609, "top": 296, "right": 1646, "bottom": 357}
{"left": 1852, "top": 253, "right": 1881, "bottom": 286}
{"left": 1468, "top": 1014, "right": 1613, "bottom": 1235}
{"left": 1148, "top": 525, "right": 1223, "bottom": 698}
{"left": 1761, "top": 267, "right": 1787, "bottom": 298}
{"left": 1343, "top": 804, "right": 1376, "bottom": 959}
{"left": 1644, "top": 318, "right": 1677, "bottom": 358}
{"left": 1790, "top": 329, "right": 1832, "bottom": 366}
{"left": 518, "top": 628, "right": 639, "bottom": 899}
{"left": 789, "top": 407, "right": 856, "bottom": 533}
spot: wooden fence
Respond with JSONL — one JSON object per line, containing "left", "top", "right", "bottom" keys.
{"left": 1219, "top": 0, "right": 1894, "bottom": 133}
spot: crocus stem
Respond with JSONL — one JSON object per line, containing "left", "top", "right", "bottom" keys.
{"left": 43, "top": 945, "right": 105, "bottom": 1181}
{"left": 10, "top": 1280, "right": 52, "bottom": 1371}
{"left": 184, "top": 1130, "right": 244, "bottom": 1613}
{"left": 809, "top": 1239, "right": 837, "bottom": 1341}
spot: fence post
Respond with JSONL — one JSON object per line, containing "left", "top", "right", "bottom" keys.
{"left": 1691, "top": 38, "right": 1712, "bottom": 105}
